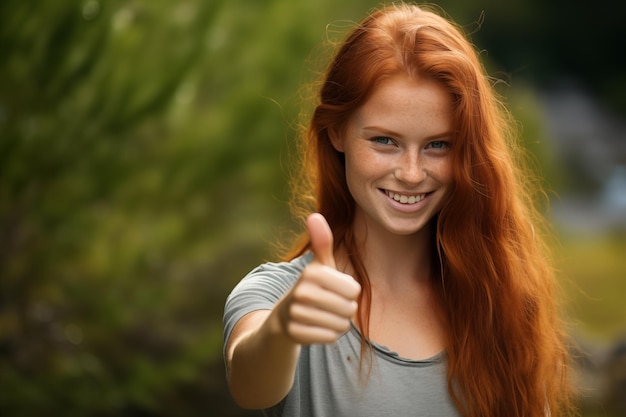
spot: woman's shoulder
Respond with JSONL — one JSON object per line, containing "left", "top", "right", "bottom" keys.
{"left": 248, "top": 252, "right": 313, "bottom": 279}
{"left": 228, "top": 252, "right": 313, "bottom": 298}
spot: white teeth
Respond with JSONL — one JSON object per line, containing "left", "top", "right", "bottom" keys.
{"left": 386, "top": 191, "right": 425, "bottom": 204}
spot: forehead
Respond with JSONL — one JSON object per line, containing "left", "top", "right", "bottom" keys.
{"left": 351, "top": 74, "right": 453, "bottom": 136}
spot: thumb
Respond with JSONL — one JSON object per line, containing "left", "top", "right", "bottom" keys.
{"left": 307, "top": 213, "right": 336, "bottom": 268}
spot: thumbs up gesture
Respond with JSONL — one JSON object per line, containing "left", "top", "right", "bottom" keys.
{"left": 275, "top": 213, "right": 361, "bottom": 345}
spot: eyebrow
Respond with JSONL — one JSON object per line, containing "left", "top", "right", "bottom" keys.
{"left": 362, "top": 125, "right": 454, "bottom": 141}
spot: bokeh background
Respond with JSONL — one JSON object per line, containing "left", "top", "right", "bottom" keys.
{"left": 1, "top": 0, "right": 625, "bottom": 416}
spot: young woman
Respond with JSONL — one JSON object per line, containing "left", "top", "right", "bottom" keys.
{"left": 223, "top": 3, "right": 576, "bottom": 416}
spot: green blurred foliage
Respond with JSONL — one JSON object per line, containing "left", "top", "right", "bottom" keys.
{"left": 0, "top": 1, "right": 232, "bottom": 415}
{"left": 559, "top": 236, "right": 626, "bottom": 341}
{"left": 0, "top": 0, "right": 623, "bottom": 416}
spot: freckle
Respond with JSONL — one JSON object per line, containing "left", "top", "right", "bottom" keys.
{"left": 347, "top": 355, "right": 351, "bottom": 362}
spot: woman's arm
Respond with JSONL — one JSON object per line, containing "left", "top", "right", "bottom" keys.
{"left": 225, "top": 213, "right": 361, "bottom": 409}
{"left": 225, "top": 308, "right": 300, "bottom": 409}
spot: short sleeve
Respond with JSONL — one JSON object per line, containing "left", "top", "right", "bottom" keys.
{"left": 222, "top": 253, "right": 312, "bottom": 359}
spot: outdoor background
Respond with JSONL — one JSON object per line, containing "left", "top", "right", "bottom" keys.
{"left": 1, "top": 0, "right": 625, "bottom": 416}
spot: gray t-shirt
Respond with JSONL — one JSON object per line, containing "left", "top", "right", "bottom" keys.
{"left": 223, "top": 253, "right": 461, "bottom": 417}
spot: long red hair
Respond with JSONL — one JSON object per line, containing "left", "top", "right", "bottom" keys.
{"left": 285, "top": 3, "right": 575, "bottom": 416}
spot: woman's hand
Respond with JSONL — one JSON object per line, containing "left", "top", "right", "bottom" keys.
{"left": 275, "top": 213, "right": 361, "bottom": 345}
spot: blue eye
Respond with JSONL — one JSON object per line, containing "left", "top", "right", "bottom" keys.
{"left": 373, "top": 136, "right": 394, "bottom": 145}
{"left": 428, "top": 140, "right": 448, "bottom": 149}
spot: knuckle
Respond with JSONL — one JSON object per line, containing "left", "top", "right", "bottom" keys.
{"left": 292, "top": 284, "right": 314, "bottom": 304}
{"left": 349, "top": 300, "right": 358, "bottom": 314}
{"left": 288, "top": 303, "right": 306, "bottom": 321}
{"left": 334, "top": 318, "right": 351, "bottom": 333}
{"left": 301, "top": 263, "right": 322, "bottom": 279}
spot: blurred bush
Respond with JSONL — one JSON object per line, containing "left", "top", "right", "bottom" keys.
{"left": 0, "top": 1, "right": 384, "bottom": 415}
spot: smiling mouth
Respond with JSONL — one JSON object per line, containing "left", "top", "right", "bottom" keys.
{"left": 384, "top": 190, "right": 426, "bottom": 205}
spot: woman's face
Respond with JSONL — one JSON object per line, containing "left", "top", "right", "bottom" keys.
{"left": 332, "top": 73, "right": 454, "bottom": 237}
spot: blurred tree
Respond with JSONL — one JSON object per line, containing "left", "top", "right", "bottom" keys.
{"left": 0, "top": 1, "right": 238, "bottom": 415}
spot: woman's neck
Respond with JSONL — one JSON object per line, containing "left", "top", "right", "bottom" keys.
{"left": 338, "top": 212, "right": 435, "bottom": 292}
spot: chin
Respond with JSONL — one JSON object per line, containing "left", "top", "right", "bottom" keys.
{"left": 382, "top": 218, "right": 432, "bottom": 237}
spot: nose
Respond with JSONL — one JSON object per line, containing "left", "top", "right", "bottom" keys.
{"left": 395, "top": 151, "right": 426, "bottom": 185}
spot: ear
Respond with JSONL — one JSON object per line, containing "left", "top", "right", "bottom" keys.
{"left": 328, "top": 129, "right": 345, "bottom": 153}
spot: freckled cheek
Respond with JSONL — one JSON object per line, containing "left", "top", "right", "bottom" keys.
{"left": 344, "top": 152, "right": 388, "bottom": 190}
{"left": 441, "top": 163, "right": 454, "bottom": 184}
{"left": 430, "top": 157, "right": 453, "bottom": 181}
{"left": 348, "top": 152, "right": 388, "bottom": 178}
{"left": 435, "top": 160, "right": 455, "bottom": 200}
